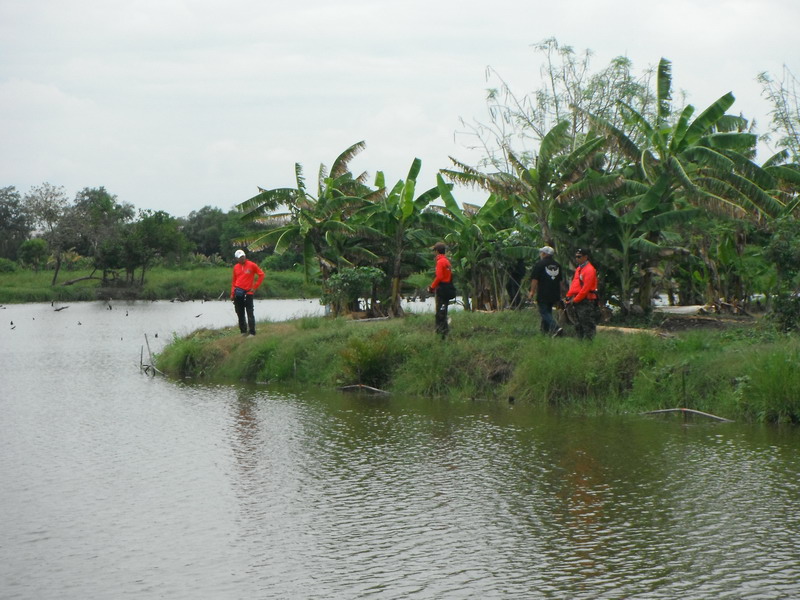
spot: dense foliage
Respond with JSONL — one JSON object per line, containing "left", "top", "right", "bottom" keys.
{"left": 2, "top": 44, "right": 799, "bottom": 328}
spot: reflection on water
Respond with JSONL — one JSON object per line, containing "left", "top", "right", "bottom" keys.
{"left": 1, "top": 301, "right": 800, "bottom": 599}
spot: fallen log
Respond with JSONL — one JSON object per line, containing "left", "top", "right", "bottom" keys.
{"left": 337, "top": 384, "right": 389, "bottom": 395}
{"left": 642, "top": 408, "right": 733, "bottom": 422}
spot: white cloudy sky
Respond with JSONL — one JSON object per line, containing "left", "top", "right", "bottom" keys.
{"left": 1, "top": 0, "right": 798, "bottom": 217}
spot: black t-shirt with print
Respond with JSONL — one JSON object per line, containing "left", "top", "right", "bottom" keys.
{"left": 531, "top": 256, "right": 562, "bottom": 304}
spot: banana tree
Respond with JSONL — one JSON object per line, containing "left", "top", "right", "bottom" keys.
{"left": 357, "top": 158, "right": 446, "bottom": 316}
{"left": 443, "top": 120, "right": 622, "bottom": 252}
{"left": 590, "top": 58, "right": 785, "bottom": 310}
{"left": 235, "top": 141, "right": 382, "bottom": 282}
{"left": 433, "top": 175, "right": 529, "bottom": 310}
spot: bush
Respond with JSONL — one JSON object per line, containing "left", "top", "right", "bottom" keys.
{"left": 339, "top": 328, "right": 405, "bottom": 388}
{"left": 0, "top": 258, "right": 18, "bottom": 273}
{"left": 321, "top": 267, "right": 385, "bottom": 315}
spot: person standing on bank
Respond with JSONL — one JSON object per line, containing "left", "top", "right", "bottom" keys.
{"left": 231, "top": 249, "right": 265, "bottom": 336}
{"left": 565, "top": 248, "right": 598, "bottom": 340}
{"left": 428, "top": 241, "right": 454, "bottom": 339}
{"left": 529, "top": 245, "right": 564, "bottom": 336}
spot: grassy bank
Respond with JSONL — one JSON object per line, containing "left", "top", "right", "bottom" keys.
{"left": 155, "top": 310, "right": 800, "bottom": 424}
{"left": 0, "top": 266, "right": 320, "bottom": 303}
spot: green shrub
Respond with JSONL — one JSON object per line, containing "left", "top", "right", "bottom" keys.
{"left": 340, "top": 328, "right": 405, "bottom": 388}
{"left": 0, "top": 258, "right": 18, "bottom": 273}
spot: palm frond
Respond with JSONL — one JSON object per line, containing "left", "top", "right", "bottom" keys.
{"left": 587, "top": 112, "right": 643, "bottom": 163}
{"left": 718, "top": 171, "right": 785, "bottom": 218}
{"left": 619, "top": 180, "right": 651, "bottom": 196}
{"left": 763, "top": 150, "right": 790, "bottom": 168}
{"left": 406, "top": 158, "right": 422, "bottom": 182}
{"left": 765, "top": 164, "right": 800, "bottom": 187}
{"left": 691, "top": 188, "right": 751, "bottom": 220}
{"left": 436, "top": 174, "right": 468, "bottom": 225}
{"left": 506, "top": 150, "right": 537, "bottom": 187}
{"left": 680, "top": 146, "right": 734, "bottom": 172}
{"left": 667, "top": 156, "right": 700, "bottom": 195}
{"left": 557, "top": 136, "right": 606, "bottom": 180}
{"left": 331, "top": 141, "right": 366, "bottom": 178}
{"left": 236, "top": 188, "right": 298, "bottom": 220}
{"left": 644, "top": 208, "right": 701, "bottom": 231}
{"left": 252, "top": 212, "right": 293, "bottom": 226}
{"left": 236, "top": 226, "right": 292, "bottom": 252}
{"left": 414, "top": 186, "right": 442, "bottom": 210}
{"left": 669, "top": 105, "right": 696, "bottom": 152}
{"left": 714, "top": 114, "right": 749, "bottom": 133}
{"left": 295, "top": 163, "right": 306, "bottom": 192}
{"left": 656, "top": 58, "right": 673, "bottom": 126}
{"left": 274, "top": 227, "right": 300, "bottom": 254}
{"left": 538, "top": 120, "right": 572, "bottom": 177}
{"left": 557, "top": 174, "right": 624, "bottom": 202}
{"left": 701, "top": 132, "right": 757, "bottom": 152}
{"left": 718, "top": 150, "right": 776, "bottom": 190}
{"left": 629, "top": 236, "right": 665, "bottom": 256}
{"left": 695, "top": 174, "right": 782, "bottom": 219}
{"left": 682, "top": 93, "right": 736, "bottom": 146}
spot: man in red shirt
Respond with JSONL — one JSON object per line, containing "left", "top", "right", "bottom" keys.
{"left": 231, "top": 249, "right": 265, "bottom": 336}
{"left": 428, "top": 241, "right": 454, "bottom": 339}
{"left": 565, "top": 248, "right": 598, "bottom": 340}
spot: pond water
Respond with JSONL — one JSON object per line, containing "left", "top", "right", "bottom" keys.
{"left": 1, "top": 299, "right": 799, "bottom": 599}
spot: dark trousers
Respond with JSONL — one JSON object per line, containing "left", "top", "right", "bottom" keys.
{"left": 435, "top": 290, "right": 450, "bottom": 337}
{"left": 537, "top": 301, "right": 559, "bottom": 334}
{"left": 574, "top": 300, "right": 596, "bottom": 340}
{"left": 234, "top": 293, "right": 256, "bottom": 334}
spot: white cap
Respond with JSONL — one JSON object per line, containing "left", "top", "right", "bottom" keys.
{"left": 234, "top": 249, "right": 246, "bottom": 259}
{"left": 539, "top": 246, "right": 554, "bottom": 256}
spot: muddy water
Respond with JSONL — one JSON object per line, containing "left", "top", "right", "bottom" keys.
{"left": 1, "top": 300, "right": 798, "bottom": 599}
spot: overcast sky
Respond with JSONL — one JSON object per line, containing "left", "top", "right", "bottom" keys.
{"left": 1, "top": 0, "right": 798, "bottom": 218}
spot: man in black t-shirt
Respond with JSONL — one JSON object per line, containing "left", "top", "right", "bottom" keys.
{"left": 529, "top": 245, "right": 564, "bottom": 336}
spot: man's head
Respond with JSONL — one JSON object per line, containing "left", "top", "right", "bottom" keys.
{"left": 539, "top": 245, "right": 554, "bottom": 257}
{"left": 433, "top": 241, "right": 447, "bottom": 255}
{"left": 234, "top": 249, "right": 246, "bottom": 262}
{"left": 574, "top": 248, "right": 590, "bottom": 264}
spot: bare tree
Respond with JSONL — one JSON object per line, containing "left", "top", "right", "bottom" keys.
{"left": 759, "top": 65, "right": 800, "bottom": 161}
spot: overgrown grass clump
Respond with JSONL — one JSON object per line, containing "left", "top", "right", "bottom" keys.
{"left": 155, "top": 310, "right": 800, "bottom": 424}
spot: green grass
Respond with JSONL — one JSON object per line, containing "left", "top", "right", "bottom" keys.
{"left": 0, "top": 266, "right": 321, "bottom": 303}
{"left": 155, "top": 310, "right": 800, "bottom": 424}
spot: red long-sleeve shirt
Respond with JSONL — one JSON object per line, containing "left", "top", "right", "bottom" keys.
{"left": 430, "top": 253, "right": 452, "bottom": 289}
{"left": 567, "top": 261, "right": 597, "bottom": 303}
{"left": 231, "top": 260, "right": 265, "bottom": 298}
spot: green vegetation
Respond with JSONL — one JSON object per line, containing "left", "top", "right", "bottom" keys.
{"left": 3, "top": 48, "right": 800, "bottom": 327}
{"left": 0, "top": 266, "right": 320, "bottom": 303}
{"left": 155, "top": 310, "right": 800, "bottom": 424}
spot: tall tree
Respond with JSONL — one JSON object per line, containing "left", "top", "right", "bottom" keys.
{"left": 71, "top": 187, "right": 135, "bottom": 276}
{"left": 181, "top": 206, "right": 227, "bottom": 258}
{"left": 127, "top": 210, "right": 187, "bottom": 284}
{"left": 0, "top": 186, "right": 32, "bottom": 260}
{"left": 23, "top": 183, "right": 72, "bottom": 285}
{"left": 358, "top": 158, "right": 444, "bottom": 316}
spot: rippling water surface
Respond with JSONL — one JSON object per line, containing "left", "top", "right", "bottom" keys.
{"left": 1, "top": 300, "right": 799, "bottom": 599}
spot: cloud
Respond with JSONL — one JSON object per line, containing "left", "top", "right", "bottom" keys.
{"left": 1, "top": 0, "right": 798, "bottom": 216}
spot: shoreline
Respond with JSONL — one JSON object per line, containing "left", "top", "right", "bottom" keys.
{"left": 154, "top": 309, "right": 800, "bottom": 425}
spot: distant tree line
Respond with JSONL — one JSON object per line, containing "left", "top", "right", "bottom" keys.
{"left": 0, "top": 184, "right": 278, "bottom": 287}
